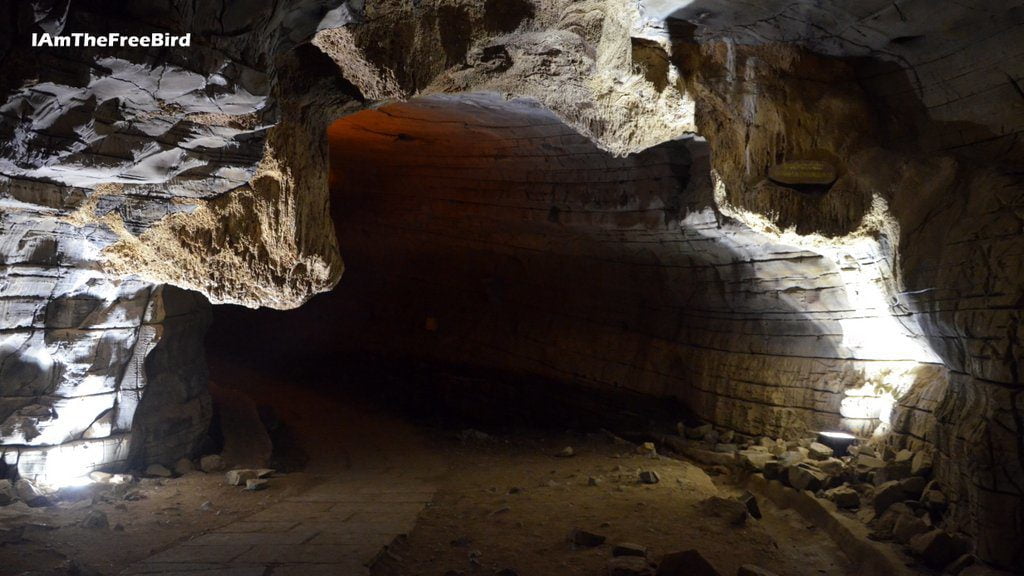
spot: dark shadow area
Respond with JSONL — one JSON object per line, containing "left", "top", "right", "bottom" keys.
{"left": 205, "top": 93, "right": 854, "bottom": 456}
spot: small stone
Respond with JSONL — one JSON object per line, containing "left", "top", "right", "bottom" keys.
{"left": 737, "top": 491, "right": 761, "bottom": 519}
{"left": 568, "top": 528, "right": 606, "bottom": 548}
{"left": 899, "top": 476, "right": 927, "bottom": 499}
{"left": 245, "top": 479, "right": 268, "bottom": 491}
{"left": 199, "top": 500, "right": 213, "bottom": 511}
{"left": 814, "top": 457, "right": 844, "bottom": 476}
{"left": 684, "top": 423, "right": 713, "bottom": 440}
{"left": 762, "top": 460, "right": 783, "bottom": 481}
{"left": 909, "top": 530, "right": 967, "bottom": 569}
{"left": 717, "top": 429, "right": 734, "bottom": 444}
{"left": 144, "top": 464, "right": 172, "bottom": 478}
{"left": 873, "top": 480, "right": 904, "bottom": 514}
{"left": 0, "top": 479, "right": 13, "bottom": 505}
{"left": 921, "top": 488, "right": 948, "bottom": 513}
{"left": 173, "top": 458, "right": 194, "bottom": 475}
{"left": 699, "top": 496, "right": 748, "bottom": 526}
{"left": 894, "top": 449, "right": 914, "bottom": 463}
{"left": 87, "top": 471, "right": 112, "bottom": 483}
{"left": 856, "top": 454, "right": 885, "bottom": 470}
{"left": 637, "top": 442, "right": 657, "bottom": 457}
{"left": 737, "top": 566, "right": 779, "bottom": 576}
{"left": 874, "top": 460, "right": 912, "bottom": 485}
{"left": 808, "top": 442, "right": 834, "bottom": 460}
{"left": 225, "top": 469, "right": 260, "bottom": 486}
{"left": 612, "top": 542, "right": 648, "bottom": 558}
{"left": 557, "top": 446, "right": 575, "bottom": 458}
{"left": 588, "top": 477, "right": 602, "bottom": 487}
{"left": 893, "top": 512, "right": 930, "bottom": 544}
{"left": 779, "top": 450, "right": 805, "bottom": 468}
{"left": 738, "top": 450, "right": 772, "bottom": 471}
{"left": 81, "top": 510, "right": 108, "bottom": 529}
{"left": 824, "top": 485, "right": 860, "bottom": 509}
{"left": 638, "top": 471, "right": 660, "bottom": 485}
{"left": 910, "top": 451, "right": 933, "bottom": 476}
{"left": 787, "top": 463, "right": 827, "bottom": 492}
{"left": 703, "top": 429, "right": 720, "bottom": 444}
{"left": 15, "top": 479, "right": 49, "bottom": 507}
{"left": 199, "top": 454, "right": 224, "bottom": 473}
{"left": 608, "top": 556, "right": 654, "bottom": 576}
{"left": 656, "top": 549, "right": 723, "bottom": 576}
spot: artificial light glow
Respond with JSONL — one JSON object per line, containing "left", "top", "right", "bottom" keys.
{"left": 819, "top": 431, "right": 856, "bottom": 440}
{"left": 36, "top": 443, "right": 102, "bottom": 489}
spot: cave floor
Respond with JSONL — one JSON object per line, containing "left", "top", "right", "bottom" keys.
{"left": 1, "top": 360, "right": 862, "bottom": 576}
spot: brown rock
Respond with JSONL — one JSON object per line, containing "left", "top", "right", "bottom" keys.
{"left": 568, "top": 528, "right": 606, "bottom": 548}
{"left": 808, "top": 442, "right": 833, "bottom": 460}
{"left": 656, "top": 550, "right": 723, "bottom": 576}
{"left": 788, "top": 463, "right": 827, "bottom": 492}
{"left": 893, "top": 512, "right": 930, "bottom": 544}
{"left": 612, "top": 543, "right": 648, "bottom": 558}
{"left": 872, "top": 480, "right": 904, "bottom": 514}
{"left": 738, "top": 491, "right": 762, "bottom": 520}
{"left": 608, "top": 556, "right": 654, "bottom": 576}
{"left": 824, "top": 485, "right": 860, "bottom": 509}
{"left": 909, "top": 530, "right": 969, "bottom": 569}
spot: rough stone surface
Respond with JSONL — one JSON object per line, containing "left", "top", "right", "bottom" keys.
{"left": 1, "top": 1, "right": 1022, "bottom": 570}
{"left": 608, "top": 556, "right": 655, "bottom": 576}
{"left": 824, "top": 486, "right": 860, "bottom": 509}
{"left": 873, "top": 481, "right": 906, "bottom": 514}
{"left": 0, "top": 479, "right": 13, "bottom": 505}
{"left": 656, "top": 549, "right": 723, "bottom": 576}
{"left": 199, "top": 455, "right": 225, "bottom": 473}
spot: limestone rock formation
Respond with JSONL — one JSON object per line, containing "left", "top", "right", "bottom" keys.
{"left": 0, "top": 0, "right": 1022, "bottom": 571}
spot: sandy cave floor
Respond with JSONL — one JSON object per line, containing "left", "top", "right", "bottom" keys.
{"left": 0, "top": 361, "right": 857, "bottom": 576}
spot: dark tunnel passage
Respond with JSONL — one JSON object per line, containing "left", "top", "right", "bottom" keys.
{"left": 206, "top": 93, "right": 943, "bottom": 441}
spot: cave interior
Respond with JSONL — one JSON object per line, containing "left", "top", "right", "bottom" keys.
{"left": 1, "top": 1, "right": 1023, "bottom": 575}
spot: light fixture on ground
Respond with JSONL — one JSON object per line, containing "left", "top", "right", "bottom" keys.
{"left": 816, "top": 431, "right": 857, "bottom": 456}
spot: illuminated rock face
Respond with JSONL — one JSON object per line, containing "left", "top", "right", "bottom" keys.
{"left": 0, "top": 0, "right": 1022, "bottom": 570}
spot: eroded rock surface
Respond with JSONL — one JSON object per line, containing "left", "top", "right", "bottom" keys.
{"left": 1, "top": 0, "right": 1022, "bottom": 571}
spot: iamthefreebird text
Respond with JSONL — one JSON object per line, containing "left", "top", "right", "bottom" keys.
{"left": 32, "top": 32, "right": 191, "bottom": 48}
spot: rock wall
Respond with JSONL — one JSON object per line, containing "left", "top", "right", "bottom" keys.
{"left": 658, "top": 10, "right": 1024, "bottom": 566}
{"left": 243, "top": 93, "right": 942, "bottom": 443}
{"left": 1, "top": 0, "right": 1022, "bottom": 569}
{"left": 0, "top": 0, "right": 361, "bottom": 480}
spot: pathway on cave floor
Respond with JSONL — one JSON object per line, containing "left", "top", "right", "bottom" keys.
{"left": 121, "top": 361, "right": 448, "bottom": 576}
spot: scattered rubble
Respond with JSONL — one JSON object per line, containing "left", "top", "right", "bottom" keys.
{"left": 654, "top": 424, "right": 974, "bottom": 573}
